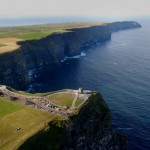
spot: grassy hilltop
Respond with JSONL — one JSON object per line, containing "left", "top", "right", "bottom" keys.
{"left": 0, "top": 86, "right": 86, "bottom": 150}
{"left": 0, "top": 97, "right": 56, "bottom": 150}
{"left": 0, "top": 22, "right": 103, "bottom": 54}
{"left": 0, "top": 85, "right": 127, "bottom": 150}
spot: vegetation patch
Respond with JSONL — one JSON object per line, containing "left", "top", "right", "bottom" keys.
{"left": 48, "top": 93, "right": 75, "bottom": 107}
{"left": 0, "top": 22, "right": 104, "bottom": 39}
{"left": 75, "top": 98, "right": 84, "bottom": 107}
{"left": 17, "top": 90, "right": 51, "bottom": 97}
{"left": 0, "top": 22, "right": 104, "bottom": 54}
{"left": 0, "top": 98, "right": 24, "bottom": 117}
{"left": 0, "top": 97, "right": 56, "bottom": 150}
{"left": 17, "top": 30, "right": 66, "bottom": 40}
{"left": 18, "top": 119, "right": 66, "bottom": 150}
{"left": 0, "top": 44, "right": 6, "bottom": 47}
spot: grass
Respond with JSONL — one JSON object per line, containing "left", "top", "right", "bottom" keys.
{"left": 18, "top": 119, "right": 66, "bottom": 150}
{"left": 0, "top": 44, "right": 6, "bottom": 47}
{"left": 0, "top": 22, "right": 104, "bottom": 54}
{"left": 17, "top": 29, "right": 67, "bottom": 40}
{"left": 5, "top": 86, "right": 51, "bottom": 97}
{"left": 0, "top": 22, "right": 104, "bottom": 40}
{"left": 75, "top": 98, "right": 84, "bottom": 107}
{"left": 48, "top": 93, "right": 75, "bottom": 107}
{"left": 0, "top": 97, "right": 56, "bottom": 150}
{"left": 4, "top": 86, "right": 72, "bottom": 97}
{"left": 0, "top": 98, "right": 24, "bottom": 117}
{"left": 17, "top": 90, "right": 51, "bottom": 97}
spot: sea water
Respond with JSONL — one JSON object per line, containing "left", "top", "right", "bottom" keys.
{"left": 1, "top": 18, "right": 149, "bottom": 149}
{"left": 28, "top": 19, "right": 150, "bottom": 150}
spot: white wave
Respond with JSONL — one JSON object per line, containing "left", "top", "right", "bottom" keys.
{"left": 117, "top": 127, "right": 133, "bottom": 131}
{"left": 28, "top": 68, "right": 37, "bottom": 81}
{"left": 27, "top": 84, "right": 33, "bottom": 92}
{"left": 121, "top": 43, "right": 126, "bottom": 46}
{"left": 107, "top": 43, "right": 126, "bottom": 48}
{"left": 96, "top": 42, "right": 102, "bottom": 45}
{"left": 60, "top": 52, "right": 86, "bottom": 63}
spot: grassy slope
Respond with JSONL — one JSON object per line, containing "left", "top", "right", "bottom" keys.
{"left": 17, "top": 90, "right": 51, "bottom": 97}
{"left": 18, "top": 92, "right": 110, "bottom": 150}
{"left": 5, "top": 86, "right": 51, "bottom": 97}
{"left": 18, "top": 29, "right": 67, "bottom": 40}
{"left": 0, "top": 98, "right": 24, "bottom": 117}
{"left": 18, "top": 119, "right": 66, "bottom": 150}
{"left": 48, "top": 93, "right": 75, "bottom": 107}
{"left": 0, "top": 22, "right": 104, "bottom": 54}
{"left": 75, "top": 98, "right": 84, "bottom": 107}
{"left": 0, "top": 98, "right": 56, "bottom": 150}
{"left": 0, "top": 22, "right": 103, "bottom": 40}
{"left": 0, "top": 44, "right": 6, "bottom": 47}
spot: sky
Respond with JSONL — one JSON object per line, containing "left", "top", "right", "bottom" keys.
{"left": 0, "top": 0, "right": 150, "bottom": 18}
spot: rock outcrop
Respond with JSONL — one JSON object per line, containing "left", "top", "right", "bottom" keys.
{"left": 18, "top": 92, "right": 127, "bottom": 150}
{"left": 0, "top": 21, "right": 141, "bottom": 90}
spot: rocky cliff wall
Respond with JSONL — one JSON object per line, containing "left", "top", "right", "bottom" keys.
{"left": 107, "top": 21, "right": 141, "bottom": 32}
{"left": 18, "top": 92, "right": 127, "bottom": 150}
{"left": 0, "top": 21, "right": 141, "bottom": 90}
{"left": 64, "top": 93, "right": 127, "bottom": 150}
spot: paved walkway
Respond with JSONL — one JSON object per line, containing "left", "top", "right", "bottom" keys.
{"left": 0, "top": 85, "right": 92, "bottom": 117}
{"left": 71, "top": 93, "right": 78, "bottom": 108}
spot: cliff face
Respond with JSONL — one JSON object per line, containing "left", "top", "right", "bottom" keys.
{"left": 107, "top": 21, "right": 142, "bottom": 32}
{"left": 64, "top": 93, "right": 127, "bottom": 150}
{"left": 18, "top": 92, "right": 127, "bottom": 150}
{"left": 0, "top": 21, "right": 141, "bottom": 90}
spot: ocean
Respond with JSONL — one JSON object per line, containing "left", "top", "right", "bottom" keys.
{"left": 1, "top": 18, "right": 150, "bottom": 149}
{"left": 27, "top": 19, "right": 150, "bottom": 150}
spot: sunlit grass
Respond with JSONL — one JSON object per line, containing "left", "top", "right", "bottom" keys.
{"left": 48, "top": 93, "right": 75, "bottom": 107}
{"left": 75, "top": 98, "right": 84, "bottom": 107}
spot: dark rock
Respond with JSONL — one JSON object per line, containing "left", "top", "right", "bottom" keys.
{"left": 0, "top": 21, "right": 141, "bottom": 90}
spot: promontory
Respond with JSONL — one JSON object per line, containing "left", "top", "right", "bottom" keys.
{"left": 0, "top": 21, "right": 141, "bottom": 90}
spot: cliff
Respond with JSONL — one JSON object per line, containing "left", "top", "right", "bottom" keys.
{"left": 107, "top": 21, "right": 142, "bottom": 32}
{"left": 0, "top": 21, "right": 141, "bottom": 90}
{"left": 18, "top": 92, "right": 127, "bottom": 150}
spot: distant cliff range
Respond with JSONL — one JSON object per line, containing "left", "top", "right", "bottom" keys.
{"left": 0, "top": 21, "right": 141, "bottom": 90}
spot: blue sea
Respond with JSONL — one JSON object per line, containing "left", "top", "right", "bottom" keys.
{"left": 1, "top": 17, "right": 150, "bottom": 149}
{"left": 27, "top": 19, "right": 150, "bottom": 150}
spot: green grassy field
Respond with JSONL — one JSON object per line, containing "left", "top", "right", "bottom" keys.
{"left": 48, "top": 93, "right": 75, "bottom": 107}
{"left": 0, "top": 22, "right": 104, "bottom": 54}
{"left": 18, "top": 119, "right": 66, "bottom": 150}
{"left": 17, "top": 29, "right": 67, "bottom": 40}
{"left": 0, "top": 98, "right": 24, "bottom": 117}
{"left": 0, "top": 44, "right": 6, "bottom": 47}
{"left": 0, "top": 97, "right": 56, "bottom": 150}
{"left": 0, "top": 22, "right": 103, "bottom": 40}
{"left": 16, "top": 89, "right": 68, "bottom": 97}
{"left": 75, "top": 98, "right": 84, "bottom": 107}
{"left": 17, "top": 90, "right": 51, "bottom": 97}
